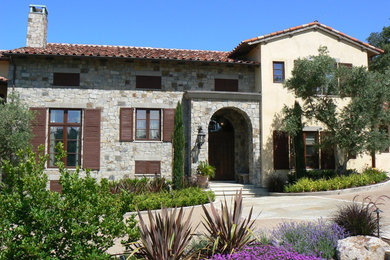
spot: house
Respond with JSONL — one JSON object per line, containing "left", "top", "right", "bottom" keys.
{"left": 2, "top": 5, "right": 388, "bottom": 190}
{"left": 0, "top": 52, "right": 8, "bottom": 100}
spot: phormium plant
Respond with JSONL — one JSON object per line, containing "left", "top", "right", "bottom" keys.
{"left": 131, "top": 206, "right": 195, "bottom": 260}
{"left": 333, "top": 195, "right": 390, "bottom": 236}
{"left": 201, "top": 190, "right": 256, "bottom": 256}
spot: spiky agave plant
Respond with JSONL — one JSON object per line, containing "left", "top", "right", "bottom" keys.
{"left": 132, "top": 206, "right": 195, "bottom": 260}
{"left": 201, "top": 190, "right": 256, "bottom": 256}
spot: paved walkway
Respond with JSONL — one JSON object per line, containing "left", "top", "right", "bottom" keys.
{"left": 109, "top": 180, "right": 390, "bottom": 255}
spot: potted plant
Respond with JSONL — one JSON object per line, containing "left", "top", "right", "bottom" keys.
{"left": 196, "top": 161, "right": 216, "bottom": 188}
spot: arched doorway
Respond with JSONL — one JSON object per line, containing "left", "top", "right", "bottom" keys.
{"left": 208, "top": 108, "right": 251, "bottom": 181}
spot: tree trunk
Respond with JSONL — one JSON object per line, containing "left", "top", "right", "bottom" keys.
{"left": 335, "top": 146, "right": 348, "bottom": 174}
{"left": 371, "top": 150, "right": 376, "bottom": 168}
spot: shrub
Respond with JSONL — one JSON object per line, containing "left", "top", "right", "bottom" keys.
{"left": 272, "top": 219, "right": 348, "bottom": 259}
{"left": 0, "top": 145, "right": 139, "bottom": 259}
{"left": 209, "top": 245, "right": 321, "bottom": 260}
{"left": 131, "top": 207, "right": 195, "bottom": 260}
{"left": 333, "top": 195, "right": 389, "bottom": 236}
{"left": 284, "top": 170, "right": 388, "bottom": 192}
{"left": 201, "top": 191, "right": 255, "bottom": 256}
{"left": 109, "top": 176, "right": 170, "bottom": 195}
{"left": 173, "top": 101, "right": 185, "bottom": 190}
{"left": 127, "top": 187, "right": 214, "bottom": 212}
{"left": 266, "top": 174, "right": 286, "bottom": 192}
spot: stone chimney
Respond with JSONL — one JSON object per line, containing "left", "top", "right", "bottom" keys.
{"left": 26, "top": 5, "right": 48, "bottom": 48}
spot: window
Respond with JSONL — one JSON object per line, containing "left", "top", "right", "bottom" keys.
{"left": 273, "top": 62, "right": 284, "bottom": 83}
{"left": 49, "top": 109, "right": 82, "bottom": 167}
{"left": 136, "top": 75, "right": 161, "bottom": 89}
{"left": 136, "top": 109, "right": 161, "bottom": 140}
{"left": 215, "top": 79, "right": 238, "bottom": 92}
{"left": 53, "top": 73, "right": 80, "bottom": 86}
{"left": 304, "top": 132, "right": 319, "bottom": 169}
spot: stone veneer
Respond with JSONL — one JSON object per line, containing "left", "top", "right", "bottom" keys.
{"left": 10, "top": 56, "right": 258, "bottom": 182}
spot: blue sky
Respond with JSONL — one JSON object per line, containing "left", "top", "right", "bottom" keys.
{"left": 1, "top": 0, "right": 389, "bottom": 51}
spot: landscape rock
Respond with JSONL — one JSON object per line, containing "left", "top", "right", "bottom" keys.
{"left": 337, "top": 235, "right": 390, "bottom": 260}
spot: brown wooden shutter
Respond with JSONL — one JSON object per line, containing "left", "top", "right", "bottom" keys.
{"left": 83, "top": 109, "right": 101, "bottom": 170}
{"left": 30, "top": 107, "right": 47, "bottom": 153}
{"left": 163, "top": 109, "right": 175, "bottom": 142}
{"left": 135, "top": 161, "right": 161, "bottom": 174}
{"left": 215, "top": 79, "right": 238, "bottom": 92}
{"left": 273, "top": 131, "right": 290, "bottom": 170}
{"left": 320, "top": 132, "right": 335, "bottom": 169}
{"left": 50, "top": 180, "right": 63, "bottom": 193}
{"left": 120, "top": 108, "right": 133, "bottom": 141}
{"left": 53, "top": 73, "right": 80, "bottom": 86}
{"left": 136, "top": 75, "right": 162, "bottom": 89}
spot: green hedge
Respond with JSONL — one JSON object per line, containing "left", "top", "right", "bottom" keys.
{"left": 284, "top": 168, "right": 388, "bottom": 193}
{"left": 121, "top": 187, "right": 215, "bottom": 212}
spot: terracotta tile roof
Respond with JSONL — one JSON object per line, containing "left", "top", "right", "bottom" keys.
{"left": 230, "top": 21, "right": 384, "bottom": 58}
{"left": 3, "top": 43, "right": 257, "bottom": 65}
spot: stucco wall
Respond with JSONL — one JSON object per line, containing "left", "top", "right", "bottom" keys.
{"left": 258, "top": 29, "right": 390, "bottom": 180}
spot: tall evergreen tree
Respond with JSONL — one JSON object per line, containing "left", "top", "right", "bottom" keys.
{"left": 172, "top": 101, "right": 185, "bottom": 189}
{"left": 367, "top": 24, "right": 390, "bottom": 73}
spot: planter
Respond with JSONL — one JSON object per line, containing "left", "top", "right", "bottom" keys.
{"left": 197, "top": 175, "right": 209, "bottom": 188}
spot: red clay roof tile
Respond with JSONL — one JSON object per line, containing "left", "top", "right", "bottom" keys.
{"left": 230, "top": 22, "right": 384, "bottom": 57}
{"left": 3, "top": 43, "right": 257, "bottom": 65}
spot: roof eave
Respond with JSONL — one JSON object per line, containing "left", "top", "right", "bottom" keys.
{"left": 3, "top": 52, "right": 259, "bottom": 66}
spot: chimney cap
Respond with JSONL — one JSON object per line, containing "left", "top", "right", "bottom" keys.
{"left": 29, "top": 4, "right": 48, "bottom": 15}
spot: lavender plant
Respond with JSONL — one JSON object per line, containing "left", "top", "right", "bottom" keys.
{"left": 271, "top": 219, "right": 348, "bottom": 259}
{"left": 209, "top": 245, "right": 321, "bottom": 260}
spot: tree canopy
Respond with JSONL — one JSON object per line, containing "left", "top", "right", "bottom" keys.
{"left": 367, "top": 24, "right": 390, "bottom": 73}
{"left": 283, "top": 47, "right": 390, "bottom": 172}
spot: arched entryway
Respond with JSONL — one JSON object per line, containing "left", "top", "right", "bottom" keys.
{"left": 208, "top": 108, "right": 251, "bottom": 181}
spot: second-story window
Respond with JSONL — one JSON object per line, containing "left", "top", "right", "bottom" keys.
{"left": 136, "top": 75, "right": 162, "bottom": 89}
{"left": 136, "top": 109, "right": 161, "bottom": 140}
{"left": 273, "top": 62, "right": 285, "bottom": 83}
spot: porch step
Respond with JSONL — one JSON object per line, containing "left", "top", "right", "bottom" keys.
{"left": 208, "top": 181, "right": 269, "bottom": 198}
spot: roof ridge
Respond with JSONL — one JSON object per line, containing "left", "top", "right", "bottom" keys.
{"left": 47, "top": 43, "right": 229, "bottom": 53}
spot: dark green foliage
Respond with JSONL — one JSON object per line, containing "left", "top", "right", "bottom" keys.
{"left": 109, "top": 176, "right": 170, "bottom": 194}
{"left": 282, "top": 101, "right": 306, "bottom": 178}
{"left": 266, "top": 174, "right": 286, "bottom": 192}
{"left": 333, "top": 195, "right": 390, "bottom": 236}
{"left": 0, "top": 145, "right": 139, "bottom": 259}
{"left": 173, "top": 101, "right": 185, "bottom": 189}
{"left": 0, "top": 93, "right": 34, "bottom": 178}
{"left": 201, "top": 191, "right": 256, "bottom": 255}
{"left": 132, "top": 207, "right": 195, "bottom": 260}
{"left": 367, "top": 24, "right": 390, "bottom": 73}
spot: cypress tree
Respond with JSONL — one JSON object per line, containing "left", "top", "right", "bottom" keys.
{"left": 172, "top": 101, "right": 185, "bottom": 189}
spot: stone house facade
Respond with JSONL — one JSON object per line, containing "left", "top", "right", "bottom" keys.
{"left": 2, "top": 5, "right": 388, "bottom": 189}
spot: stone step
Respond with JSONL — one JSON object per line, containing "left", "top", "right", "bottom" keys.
{"left": 208, "top": 181, "right": 269, "bottom": 197}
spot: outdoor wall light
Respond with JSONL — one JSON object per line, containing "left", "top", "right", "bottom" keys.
{"left": 196, "top": 126, "right": 206, "bottom": 148}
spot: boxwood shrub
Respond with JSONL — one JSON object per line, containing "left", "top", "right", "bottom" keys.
{"left": 284, "top": 168, "right": 388, "bottom": 193}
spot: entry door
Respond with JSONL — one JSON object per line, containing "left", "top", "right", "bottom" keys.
{"left": 209, "top": 129, "right": 235, "bottom": 180}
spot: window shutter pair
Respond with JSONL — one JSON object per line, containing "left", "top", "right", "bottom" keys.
{"left": 119, "top": 108, "right": 175, "bottom": 142}
{"left": 30, "top": 107, "right": 101, "bottom": 170}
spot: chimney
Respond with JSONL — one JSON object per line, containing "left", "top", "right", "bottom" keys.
{"left": 26, "top": 5, "right": 48, "bottom": 48}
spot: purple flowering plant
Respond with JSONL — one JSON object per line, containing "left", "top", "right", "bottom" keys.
{"left": 209, "top": 244, "right": 321, "bottom": 260}
{"left": 271, "top": 219, "right": 348, "bottom": 259}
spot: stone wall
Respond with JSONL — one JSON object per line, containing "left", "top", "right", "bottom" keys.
{"left": 11, "top": 56, "right": 257, "bottom": 181}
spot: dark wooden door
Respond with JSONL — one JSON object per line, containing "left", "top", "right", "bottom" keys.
{"left": 209, "top": 129, "right": 235, "bottom": 180}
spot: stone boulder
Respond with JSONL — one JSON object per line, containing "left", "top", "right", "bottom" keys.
{"left": 337, "top": 235, "right": 390, "bottom": 260}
